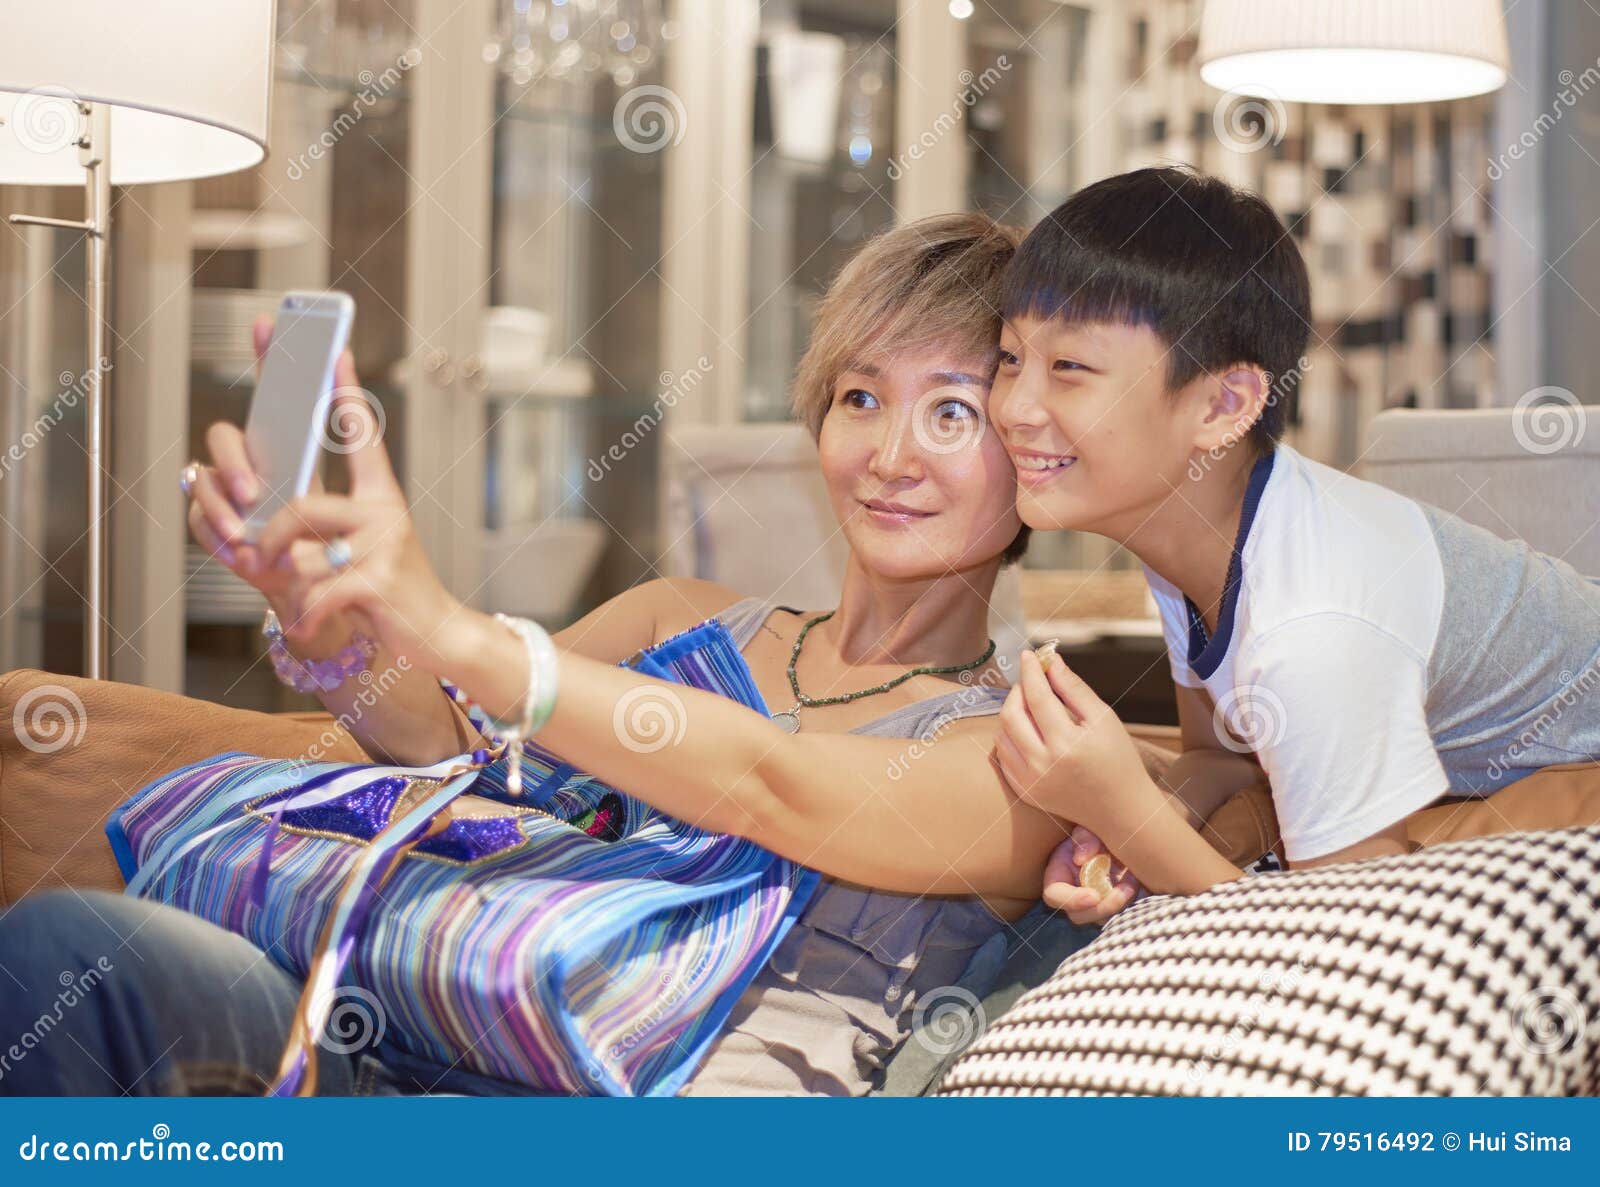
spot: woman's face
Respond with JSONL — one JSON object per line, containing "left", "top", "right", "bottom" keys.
{"left": 816, "top": 347, "right": 1021, "bottom": 582}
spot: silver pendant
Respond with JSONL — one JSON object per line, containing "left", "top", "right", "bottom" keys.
{"left": 771, "top": 710, "right": 801, "bottom": 734}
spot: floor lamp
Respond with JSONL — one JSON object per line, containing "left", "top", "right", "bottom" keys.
{"left": 0, "top": 0, "right": 275, "bottom": 679}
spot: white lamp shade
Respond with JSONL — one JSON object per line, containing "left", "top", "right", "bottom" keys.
{"left": 1198, "top": 0, "right": 1510, "bottom": 105}
{"left": 0, "top": 0, "right": 274, "bottom": 185}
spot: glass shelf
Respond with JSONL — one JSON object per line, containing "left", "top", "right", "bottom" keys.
{"left": 275, "top": 62, "right": 655, "bottom": 138}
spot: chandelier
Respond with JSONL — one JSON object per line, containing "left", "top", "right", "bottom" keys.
{"left": 486, "top": 0, "right": 673, "bottom": 87}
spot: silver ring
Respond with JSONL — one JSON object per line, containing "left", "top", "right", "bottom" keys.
{"left": 324, "top": 536, "right": 355, "bottom": 571}
{"left": 178, "top": 460, "right": 202, "bottom": 498}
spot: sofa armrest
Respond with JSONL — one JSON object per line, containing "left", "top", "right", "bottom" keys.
{"left": 0, "top": 668, "right": 371, "bottom": 905}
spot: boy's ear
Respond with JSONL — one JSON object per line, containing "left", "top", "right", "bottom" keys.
{"left": 1192, "top": 365, "right": 1270, "bottom": 454}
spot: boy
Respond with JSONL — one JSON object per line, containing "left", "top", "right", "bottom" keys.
{"left": 989, "top": 166, "right": 1600, "bottom": 912}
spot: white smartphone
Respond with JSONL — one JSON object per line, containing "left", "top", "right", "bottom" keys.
{"left": 239, "top": 290, "right": 356, "bottom": 543}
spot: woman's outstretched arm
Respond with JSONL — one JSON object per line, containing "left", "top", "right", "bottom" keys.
{"left": 443, "top": 612, "right": 1232, "bottom": 902}
{"left": 447, "top": 608, "right": 1059, "bottom": 899}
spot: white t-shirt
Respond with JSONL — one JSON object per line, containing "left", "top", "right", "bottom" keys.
{"left": 1146, "top": 443, "right": 1600, "bottom": 861}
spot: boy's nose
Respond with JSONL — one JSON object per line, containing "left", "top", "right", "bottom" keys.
{"left": 991, "top": 374, "right": 1049, "bottom": 438}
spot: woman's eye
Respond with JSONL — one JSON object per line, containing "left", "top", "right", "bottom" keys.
{"left": 1053, "top": 358, "right": 1085, "bottom": 373}
{"left": 935, "top": 398, "right": 978, "bottom": 422}
{"left": 996, "top": 349, "right": 1020, "bottom": 369}
{"left": 840, "top": 388, "right": 878, "bottom": 409}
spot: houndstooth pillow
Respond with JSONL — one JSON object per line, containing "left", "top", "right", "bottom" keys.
{"left": 938, "top": 826, "right": 1600, "bottom": 1096}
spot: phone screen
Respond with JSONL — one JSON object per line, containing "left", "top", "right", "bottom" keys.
{"left": 241, "top": 293, "right": 353, "bottom": 540}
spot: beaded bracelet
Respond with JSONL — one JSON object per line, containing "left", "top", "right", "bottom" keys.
{"left": 262, "top": 609, "right": 379, "bottom": 694}
{"left": 452, "top": 613, "right": 560, "bottom": 795}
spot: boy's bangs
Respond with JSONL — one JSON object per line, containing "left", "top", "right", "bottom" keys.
{"left": 998, "top": 232, "right": 1163, "bottom": 333}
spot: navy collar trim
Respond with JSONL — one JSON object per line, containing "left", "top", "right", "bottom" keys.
{"left": 1184, "top": 448, "right": 1276, "bottom": 681}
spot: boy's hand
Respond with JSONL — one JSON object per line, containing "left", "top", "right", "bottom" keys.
{"left": 1042, "top": 825, "right": 1145, "bottom": 925}
{"left": 996, "top": 646, "right": 1157, "bottom": 845}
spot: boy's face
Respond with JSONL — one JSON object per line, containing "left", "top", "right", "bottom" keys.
{"left": 989, "top": 314, "right": 1207, "bottom": 536}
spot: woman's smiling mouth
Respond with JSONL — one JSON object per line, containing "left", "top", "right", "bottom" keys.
{"left": 860, "top": 497, "right": 936, "bottom": 524}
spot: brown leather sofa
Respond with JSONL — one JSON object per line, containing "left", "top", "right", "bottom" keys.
{"left": 0, "top": 666, "right": 370, "bottom": 904}
{"left": 2, "top": 665, "right": 1597, "bottom": 907}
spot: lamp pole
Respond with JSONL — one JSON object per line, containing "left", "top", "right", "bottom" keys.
{"left": 7, "top": 100, "right": 113, "bottom": 678}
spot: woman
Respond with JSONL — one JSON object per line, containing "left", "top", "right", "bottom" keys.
{"left": 0, "top": 215, "right": 1215, "bottom": 1097}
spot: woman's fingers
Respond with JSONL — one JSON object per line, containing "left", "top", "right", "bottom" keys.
{"left": 186, "top": 497, "right": 236, "bottom": 567}
{"left": 203, "top": 420, "right": 260, "bottom": 507}
{"left": 280, "top": 567, "right": 373, "bottom": 641}
{"left": 274, "top": 537, "right": 347, "bottom": 584}
{"left": 188, "top": 463, "right": 250, "bottom": 545}
{"left": 254, "top": 493, "right": 375, "bottom": 567}
{"left": 272, "top": 521, "right": 387, "bottom": 584}
{"left": 252, "top": 313, "right": 273, "bottom": 384}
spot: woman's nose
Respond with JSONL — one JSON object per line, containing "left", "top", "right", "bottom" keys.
{"left": 868, "top": 415, "right": 924, "bottom": 482}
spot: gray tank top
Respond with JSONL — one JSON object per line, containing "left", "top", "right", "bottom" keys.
{"left": 680, "top": 597, "right": 1013, "bottom": 1096}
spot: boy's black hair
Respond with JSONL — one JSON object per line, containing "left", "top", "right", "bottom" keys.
{"left": 1001, "top": 166, "right": 1311, "bottom": 451}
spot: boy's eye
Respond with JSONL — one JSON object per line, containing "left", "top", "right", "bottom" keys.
{"left": 840, "top": 388, "right": 878, "bottom": 409}
{"left": 1053, "top": 358, "right": 1086, "bottom": 373}
{"left": 996, "top": 348, "right": 1020, "bottom": 369}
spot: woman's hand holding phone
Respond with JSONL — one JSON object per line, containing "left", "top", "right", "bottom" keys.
{"left": 186, "top": 316, "right": 332, "bottom": 604}
{"left": 234, "top": 337, "right": 470, "bottom": 676}
{"left": 188, "top": 313, "right": 468, "bottom": 672}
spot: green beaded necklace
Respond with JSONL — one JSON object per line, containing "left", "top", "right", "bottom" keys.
{"left": 769, "top": 610, "right": 996, "bottom": 734}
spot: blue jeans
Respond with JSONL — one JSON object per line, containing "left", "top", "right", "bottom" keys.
{"left": 0, "top": 890, "right": 534, "bottom": 1096}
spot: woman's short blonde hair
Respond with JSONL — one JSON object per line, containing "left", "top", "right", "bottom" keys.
{"left": 792, "top": 211, "right": 1030, "bottom": 563}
